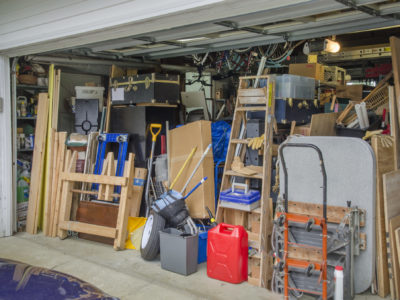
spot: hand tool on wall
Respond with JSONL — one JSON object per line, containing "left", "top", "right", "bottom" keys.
{"left": 145, "top": 123, "right": 162, "bottom": 217}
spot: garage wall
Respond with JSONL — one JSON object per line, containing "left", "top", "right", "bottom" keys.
{"left": 0, "top": 56, "right": 13, "bottom": 237}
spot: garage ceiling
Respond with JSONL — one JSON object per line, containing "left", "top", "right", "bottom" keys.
{"left": 1, "top": 0, "right": 400, "bottom": 60}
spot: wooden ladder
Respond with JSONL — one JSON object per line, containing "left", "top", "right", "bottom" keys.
{"left": 216, "top": 75, "right": 276, "bottom": 288}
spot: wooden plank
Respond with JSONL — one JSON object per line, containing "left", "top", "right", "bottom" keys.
{"left": 51, "top": 69, "right": 61, "bottom": 130}
{"left": 225, "top": 170, "right": 263, "bottom": 179}
{"left": 287, "top": 201, "right": 365, "bottom": 226}
{"left": 389, "top": 85, "right": 400, "bottom": 170}
{"left": 383, "top": 170, "right": 400, "bottom": 299}
{"left": 104, "top": 153, "right": 115, "bottom": 202}
{"left": 60, "top": 172, "right": 127, "bottom": 186}
{"left": 135, "top": 102, "right": 177, "bottom": 108}
{"left": 43, "top": 129, "right": 55, "bottom": 236}
{"left": 26, "top": 93, "right": 49, "bottom": 234}
{"left": 288, "top": 245, "right": 322, "bottom": 262}
{"left": 236, "top": 106, "right": 266, "bottom": 111}
{"left": 309, "top": 112, "right": 338, "bottom": 136}
{"left": 114, "top": 153, "right": 135, "bottom": 250}
{"left": 238, "top": 88, "right": 265, "bottom": 97}
{"left": 58, "top": 221, "right": 116, "bottom": 239}
{"left": 71, "top": 189, "right": 120, "bottom": 198}
{"left": 51, "top": 132, "right": 67, "bottom": 237}
{"left": 238, "top": 96, "right": 266, "bottom": 105}
{"left": 396, "top": 228, "right": 400, "bottom": 284}
{"left": 97, "top": 152, "right": 114, "bottom": 201}
{"left": 259, "top": 80, "right": 275, "bottom": 288}
{"left": 48, "top": 132, "right": 59, "bottom": 236}
{"left": 41, "top": 64, "right": 55, "bottom": 231}
{"left": 372, "top": 135, "right": 394, "bottom": 297}
{"left": 390, "top": 37, "right": 400, "bottom": 169}
{"left": 389, "top": 216, "right": 400, "bottom": 299}
{"left": 130, "top": 168, "right": 147, "bottom": 217}
{"left": 58, "top": 151, "right": 77, "bottom": 239}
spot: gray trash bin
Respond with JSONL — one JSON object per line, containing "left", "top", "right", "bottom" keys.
{"left": 159, "top": 228, "right": 198, "bottom": 276}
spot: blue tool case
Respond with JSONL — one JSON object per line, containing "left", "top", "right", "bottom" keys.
{"left": 220, "top": 186, "right": 260, "bottom": 204}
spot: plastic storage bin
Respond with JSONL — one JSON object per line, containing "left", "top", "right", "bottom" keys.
{"left": 207, "top": 223, "right": 248, "bottom": 283}
{"left": 198, "top": 229, "right": 208, "bottom": 264}
{"left": 75, "top": 86, "right": 105, "bottom": 111}
{"left": 259, "top": 75, "right": 315, "bottom": 100}
{"left": 160, "top": 228, "right": 198, "bottom": 276}
{"left": 275, "top": 74, "right": 315, "bottom": 100}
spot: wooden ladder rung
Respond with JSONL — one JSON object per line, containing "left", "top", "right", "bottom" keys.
{"left": 236, "top": 106, "right": 266, "bottom": 111}
{"left": 230, "top": 138, "right": 250, "bottom": 144}
{"left": 225, "top": 170, "right": 263, "bottom": 179}
{"left": 58, "top": 221, "right": 117, "bottom": 238}
{"left": 238, "top": 88, "right": 265, "bottom": 97}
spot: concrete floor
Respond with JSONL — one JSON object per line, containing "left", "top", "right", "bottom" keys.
{"left": 0, "top": 233, "right": 384, "bottom": 300}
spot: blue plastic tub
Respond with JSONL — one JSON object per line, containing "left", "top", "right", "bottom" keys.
{"left": 197, "top": 225, "right": 211, "bottom": 264}
{"left": 219, "top": 188, "right": 260, "bottom": 204}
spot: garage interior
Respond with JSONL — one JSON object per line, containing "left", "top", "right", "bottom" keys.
{"left": 2, "top": 0, "right": 400, "bottom": 299}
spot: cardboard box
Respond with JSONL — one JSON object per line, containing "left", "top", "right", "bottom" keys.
{"left": 336, "top": 85, "right": 363, "bottom": 102}
{"left": 169, "top": 121, "right": 215, "bottom": 218}
{"left": 289, "top": 63, "right": 325, "bottom": 81}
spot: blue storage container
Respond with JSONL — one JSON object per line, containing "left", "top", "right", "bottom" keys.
{"left": 219, "top": 187, "right": 260, "bottom": 205}
{"left": 198, "top": 230, "right": 208, "bottom": 264}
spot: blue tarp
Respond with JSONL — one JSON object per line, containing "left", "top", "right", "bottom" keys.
{"left": 211, "top": 121, "right": 231, "bottom": 163}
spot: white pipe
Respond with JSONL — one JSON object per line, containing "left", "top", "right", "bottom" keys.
{"left": 355, "top": 104, "right": 366, "bottom": 129}
{"left": 360, "top": 102, "right": 369, "bottom": 129}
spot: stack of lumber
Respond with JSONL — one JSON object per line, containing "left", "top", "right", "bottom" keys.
{"left": 26, "top": 65, "right": 63, "bottom": 235}
{"left": 26, "top": 65, "right": 145, "bottom": 239}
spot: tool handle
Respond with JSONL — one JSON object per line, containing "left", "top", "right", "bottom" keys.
{"left": 180, "top": 143, "right": 212, "bottom": 194}
{"left": 150, "top": 124, "right": 162, "bottom": 142}
{"left": 183, "top": 177, "right": 207, "bottom": 200}
{"left": 169, "top": 146, "right": 197, "bottom": 190}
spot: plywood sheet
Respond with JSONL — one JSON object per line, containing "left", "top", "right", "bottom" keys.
{"left": 389, "top": 216, "right": 400, "bottom": 299}
{"left": 309, "top": 112, "right": 338, "bottom": 136}
{"left": 372, "top": 135, "right": 394, "bottom": 297}
{"left": 383, "top": 170, "right": 400, "bottom": 299}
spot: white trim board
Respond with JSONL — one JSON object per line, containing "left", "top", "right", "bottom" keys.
{"left": 0, "top": 56, "right": 13, "bottom": 237}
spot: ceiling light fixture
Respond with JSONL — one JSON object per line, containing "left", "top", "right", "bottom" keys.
{"left": 303, "top": 39, "right": 341, "bottom": 55}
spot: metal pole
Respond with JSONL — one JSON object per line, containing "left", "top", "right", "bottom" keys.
{"left": 180, "top": 144, "right": 212, "bottom": 194}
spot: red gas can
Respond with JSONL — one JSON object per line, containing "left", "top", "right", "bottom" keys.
{"left": 207, "top": 223, "right": 248, "bottom": 283}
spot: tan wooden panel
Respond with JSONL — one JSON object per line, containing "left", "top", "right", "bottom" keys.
{"left": 383, "top": 170, "right": 400, "bottom": 299}
{"left": 389, "top": 216, "right": 400, "bottom": 299}
{"left": 309, "top": 112, "right": 338, "bottom": 136}
{"left": 390, "top": 36, "right": 400, "bottom": 170}
{"left": 58, "top": 221, "right": 116, "bottom": 238}
{"left": 372, "top": 135, "right": 394, "bottom": 297}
